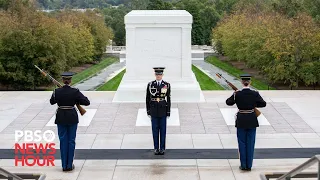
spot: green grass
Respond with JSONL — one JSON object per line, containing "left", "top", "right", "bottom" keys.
{"left": 97, "top": 66, "right": 225, "bottom": 91}
{"left": 205, "top": 56, "right": 275, "bottom": 90}
{"left": 72, "top": 57, "right": 118, "bottom": 85}
{"left": 45, "top": 57, "right": 118, "bottom": 90}
{"left": 192, "top": 65, "right": 224, "bottom": 90}
{"left": 96, "top": 69, "right": 126, "bottom": 91}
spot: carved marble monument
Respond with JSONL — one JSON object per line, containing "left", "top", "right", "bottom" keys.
{"left": 113, "top": 10, "right": 204, "bottom": 102}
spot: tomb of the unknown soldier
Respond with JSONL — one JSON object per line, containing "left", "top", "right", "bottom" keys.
{"left": 113, "top": 10, "right": 204, "bottom": 103}
{"left": 1, "top": 5, "right": 320, "bottom": 180}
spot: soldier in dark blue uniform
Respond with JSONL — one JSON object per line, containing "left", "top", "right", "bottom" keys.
{"left": 226, "top": 74, "right": 266, "bottom": 171}
{"left": 146, "top": 67, "right": 171, "bottom": 155}
{"left": 50, "top": 72, "right": 90, "bottom": 171}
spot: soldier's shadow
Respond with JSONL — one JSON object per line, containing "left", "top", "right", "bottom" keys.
{"left": 150, "top": 163, "right": 166, "bottom": 175}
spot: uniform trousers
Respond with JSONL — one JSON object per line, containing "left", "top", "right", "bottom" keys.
{"left": 151, "top": 116, "right": 167, "bottom": 150}
{"left": 57, "top": 124, "right": 78, "bottom": 169}
{"left": 237, "top": 128, "right": 256, "bottom": 169}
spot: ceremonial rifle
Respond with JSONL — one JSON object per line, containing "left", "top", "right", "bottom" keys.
{"left": 216, "top": 73, "right": 261, "bottom": 117}
{"left": 34, "top": 65, "right": 86, "bottom": 116}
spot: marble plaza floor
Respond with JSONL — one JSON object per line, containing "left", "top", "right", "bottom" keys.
{"left": 0, "top": 91, "right": 320, "bottom": 179}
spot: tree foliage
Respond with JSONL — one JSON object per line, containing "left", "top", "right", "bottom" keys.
{"left": 147, "top": 0, "right": 172, "bottom": 10}
{"left": 213, "top": 4, "right": 320, "bottom": 87}
{"left": 0, "top": 0, "right": 113, "bottom": 89}
{"left": 102, "top": 5, "right": 129, "bottom": 45}
{"left": 171, "top": 0, "right": 222, "bottom": 45}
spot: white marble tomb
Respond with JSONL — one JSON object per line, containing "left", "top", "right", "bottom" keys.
{"left": 113, "top": 10, "right": 204, "bottom": 102}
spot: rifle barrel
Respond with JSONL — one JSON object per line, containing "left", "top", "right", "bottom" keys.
{"left": 34, "top": 65, "right": 42, "bottom": 72}
{"left": 34, "top": 65, "right": 62, "bottom": 87}
{"left": 217, "top": 73, "right": 228, "bottom": 83}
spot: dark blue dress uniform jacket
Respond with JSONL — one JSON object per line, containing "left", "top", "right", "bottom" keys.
{"left": 226, "top": 88, "right": 266, "bottom": 128}
{"left": 146, "top": 80, "right": 171, "bottom": 117}
{"left": 50, "top": 85, "right": 90, "bottom": 125}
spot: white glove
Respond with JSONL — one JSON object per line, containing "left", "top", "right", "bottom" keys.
{"left": 148, "top": 115, "right": 151, "bottom": 119}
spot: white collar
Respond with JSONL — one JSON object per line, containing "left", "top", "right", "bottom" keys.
{"left": 242, "top": 86, "right": 250, "bottom": 89}
{"left": 156, "top": 80, "right": 162, "bottom": 83}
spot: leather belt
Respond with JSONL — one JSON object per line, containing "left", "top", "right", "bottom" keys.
{"left": 58, "top": 106, "right": 75, "bottom": 110}
{"left": 238, "top": 109, "right": 254, "bottom": 113}
{"left": 151, "top": 98, "right": 165, "bottom": 102}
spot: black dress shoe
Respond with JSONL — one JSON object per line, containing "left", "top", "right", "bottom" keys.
{"left": 159, "top": 149, "right": 165, "bottom": 155}
{"left": 246, "top": 168, "right": 251, "bottom": 171}
{"left": 239, "top": 166, "right": 246, "bottom": 171}
{"left": 64, "top": 164, "right": 75, "bottom": 172}
{"left": 154, "top": 149, "right": 160, "bottom": 155}
{"left": 62, "top": 168, "right": 68, "bottom": 171}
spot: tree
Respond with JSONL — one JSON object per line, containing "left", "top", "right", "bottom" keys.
{"left": 303, "top": 0, "right": 320, "bottom": 22}
{"left": 55, "top": 11, "right": 95, "bottom": 66}
{"left": 78, "top": 11, "right": 113, "bottom": 60}
{"left": 125, "top": 0, "right": 149, "bottom": 10}
{"left": 0, "top": 1, "right": 68, "bottom": 89}
{"left": 200, "top": 6, "right": 221, "bottom": 45}
{"left": 264, "top": 13, "right": 320, "bottom": 87}
{"left": 0, "top": 0, "right": 10, "bottom": 10}
{"left": 103, "top": 5, "right": 129, "bottom": 45}
{"left": 174, "top": 0, "right": 201, "bottom": 44}
{"left": 0, "top": 0, "right": 114, "bottom": 89}
{"left": 213, "top": 7, "right": 320, "bottom": 88}
{"left": 271, "top": 0, "right": 304, "bottom": 18}
{"left": 214, "top": 0, "right": 239, "bottom": 15}
{"left": 147, "top": 0, "right": 172, "bottom": 10}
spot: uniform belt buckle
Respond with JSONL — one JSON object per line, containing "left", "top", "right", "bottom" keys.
{"left": 156, "top": 98, "right": 160, "bottom": 102}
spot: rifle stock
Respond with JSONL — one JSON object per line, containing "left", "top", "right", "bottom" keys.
{"left": 76, "top": 104, "right": 86, "bottom": 116}
{"left": 216, "top": 73, "right": 261, "bottom": 117}
{"left": 34, "top": 65, "right": 86, "bottom": 116}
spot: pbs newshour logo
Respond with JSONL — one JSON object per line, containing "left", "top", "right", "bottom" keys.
{"left": 14, "top": 130, "right": 56, "bottom": 167}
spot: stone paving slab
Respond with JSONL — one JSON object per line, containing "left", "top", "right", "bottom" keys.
{"left": 4, "top": 133, "right": 320, "bottom": 150}
{"left": 0, "top": 159, "right": 318, "bottom": 180}
{"left": 1, "top": 91, "right": 320, "bottom": 135}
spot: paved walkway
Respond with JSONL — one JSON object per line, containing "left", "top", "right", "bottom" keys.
{"left": 1, "top": 159, "right": 318, "bottom": 180}
{"left": 1, "top": 91, "right": 320, "bottom": 179}
{"left": 192, "top": 61, "right": 243, "bottom": 90}
{"left": 74, "top": 62, "right": 125, "bottom": 91}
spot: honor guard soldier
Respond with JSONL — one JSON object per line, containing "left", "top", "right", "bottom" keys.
{"left": 50, "top": 72, "right": 90, "bottom": 171}
{"left": 226, "top": 74, "right": 266, "bottom": 171}
{"left": 146, "top": 67, "right": 171, "bottom": 155}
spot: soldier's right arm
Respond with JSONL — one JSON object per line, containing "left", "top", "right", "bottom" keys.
{"left": 50, "top": 89, "right": 57, "bottom": 105}
{"left": 76, "top": 90, "right": 90, "bottom": 106}
{"left": 146, "top": 83, "right": 151, "bottom": 115}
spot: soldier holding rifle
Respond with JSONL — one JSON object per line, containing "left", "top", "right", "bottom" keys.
{"left": 217, "top": 73, "right": 266, "bottom": 171}
{"left": 35, "top": 66, "right": 90, "bottom": 172}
